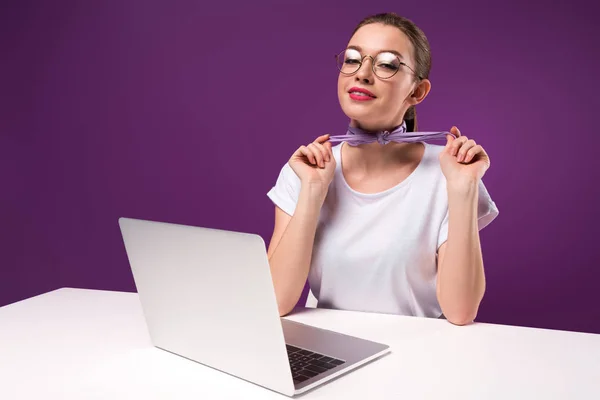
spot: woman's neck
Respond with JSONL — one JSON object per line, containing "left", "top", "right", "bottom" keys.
{"left": 343, "top": 141, "right": 422, "bottom": 172}
{"left": 345, "top": 118, "right": 420, "bottom": 172}
{"left": 350, "top": 118, "right": 404, "bottom": 134}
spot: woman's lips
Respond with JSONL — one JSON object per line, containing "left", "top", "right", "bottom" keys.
{"left": 348, "top": 87, "right": 376, "bottom": 101}
{"left": 349, "top": 92, "right": 376, "bottom": 101}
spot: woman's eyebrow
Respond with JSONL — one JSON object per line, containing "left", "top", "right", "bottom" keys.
{"left": 347, "top": 45, "right": 404, "bottom": 59}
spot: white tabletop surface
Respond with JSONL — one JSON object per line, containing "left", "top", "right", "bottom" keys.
{"left": 1, "top": 287, "right": 599, "bottom": 399}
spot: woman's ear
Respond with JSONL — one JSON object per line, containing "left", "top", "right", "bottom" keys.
{"left": 409, "top": 79, "right": 431, "bottom": 106}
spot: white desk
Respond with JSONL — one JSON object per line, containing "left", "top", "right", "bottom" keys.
{"left": 1, "top": 288, "right": 598, "bottom": 399}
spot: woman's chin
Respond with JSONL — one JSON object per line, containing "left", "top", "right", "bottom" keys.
{"left": 340, "top": 106, "right": 376, "bottom": 124}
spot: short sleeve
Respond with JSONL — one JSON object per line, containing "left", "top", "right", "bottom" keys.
{"left": 266, "top": 162, "right": 302, "bottom": 216}
{"left": 436, "top": 179, "right": 500, "bottom": 250}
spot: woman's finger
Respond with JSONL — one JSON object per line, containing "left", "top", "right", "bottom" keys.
{"left": 308, "top": 143, "right": 325, "bottom": 168}
{"left": 450, "top": 126, "right": 462, "bottom": 139}
{"left": 312, "top": 141, "right": 330, "bottom": 162}
{"left": 457, "top": 139, "right": 477, "bottom": 162}
{"left": 316, "top": 134, "right": 331, "bottom": 144}
{"left": 323, "top": 141, "right": 333, "bottom": 158}
{"left": 451, "top": 136, "right": 469, "bottom": 156}
{"left": 297, "top": 145, "right": 316, "bottom": 165}
{"left": 464, "top": 144, "right": 483, "bottom": 163}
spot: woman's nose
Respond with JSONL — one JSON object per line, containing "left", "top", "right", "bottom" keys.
{"left": 355, "top": 56, "right": 374, "bottom": 83}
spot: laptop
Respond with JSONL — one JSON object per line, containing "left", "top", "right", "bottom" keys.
{"left": 118, "top": 217, "right": 390, "bottom": 397}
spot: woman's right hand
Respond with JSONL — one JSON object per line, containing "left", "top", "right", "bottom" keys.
{"left": 288, "top": 134, "right": 336, "bottom": 194}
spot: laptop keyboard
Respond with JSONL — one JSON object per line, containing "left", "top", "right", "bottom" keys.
{"left": 286, "top": 344, "right": 346, "bottom": 384}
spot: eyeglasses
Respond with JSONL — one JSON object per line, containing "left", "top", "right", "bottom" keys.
{"left": 335, "top": 48, "right": 421, "bottom": 80}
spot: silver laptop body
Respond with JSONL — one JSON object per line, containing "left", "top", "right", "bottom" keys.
{"left": 118, "top": 217, "right": 390, "bottom": 397}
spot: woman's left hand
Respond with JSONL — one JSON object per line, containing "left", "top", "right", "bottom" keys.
{"left": 439, "top": 126, "right": 491, "bottom": 184}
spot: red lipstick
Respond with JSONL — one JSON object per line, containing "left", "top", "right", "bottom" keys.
{"left": 348, "top": 87, "right": 376, "bottom": 101}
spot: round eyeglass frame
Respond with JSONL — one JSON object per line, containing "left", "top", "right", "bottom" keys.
{"left": 334, "top": 49, "right": 422, "bottom": 80}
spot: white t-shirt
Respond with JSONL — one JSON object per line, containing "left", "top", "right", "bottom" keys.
{"left": 267, "top": 141, "right": 499, "bottom": 318}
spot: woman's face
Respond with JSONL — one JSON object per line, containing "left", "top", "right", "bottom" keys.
{"left": 337, "top": 23, "right": 429, "bottom": 131}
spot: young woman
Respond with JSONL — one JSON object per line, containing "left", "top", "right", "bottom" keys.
{"left": 266, "top": 12, "right": 499, "bottom": 326}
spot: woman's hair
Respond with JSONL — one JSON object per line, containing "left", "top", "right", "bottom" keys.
{"left": 352, "top": 13, "right": 431, "bottom": 133}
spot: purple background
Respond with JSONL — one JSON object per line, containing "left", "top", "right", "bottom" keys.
{"left": 2, "top": 0, "right": 599, "bottom": 334}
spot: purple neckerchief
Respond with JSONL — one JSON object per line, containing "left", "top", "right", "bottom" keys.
{"left": 328, "top": 120, "right": 457, "bottom": 146}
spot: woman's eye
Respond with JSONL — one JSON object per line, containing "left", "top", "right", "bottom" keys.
{"left": 345, "top": 59, "right": 360, "bottom": 64}
{"left": 378, "top": 63, "right": 399, "bottom": 70}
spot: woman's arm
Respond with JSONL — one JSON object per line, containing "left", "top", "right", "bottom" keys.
{"left": 436, "top": 178, "right": 486, "bottom": 325}
{"left": 267, "top": 183, "right": 326, "bottom": 317}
